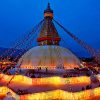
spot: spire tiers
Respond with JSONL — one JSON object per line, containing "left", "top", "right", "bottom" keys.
{"left": 44, "top": 3, "right": 54, "bottom": 19}
{"left": 37, "top": 3, "right": 61, "bottom": 46}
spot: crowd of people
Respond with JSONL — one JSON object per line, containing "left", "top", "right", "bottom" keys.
{"left": 17, "top": 89, "right": 28, "bottom": 95}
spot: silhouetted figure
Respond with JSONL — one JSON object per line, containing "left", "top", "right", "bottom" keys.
{"left": 82, "top": 87, "right": 85, "bottom": 91}
{"left": 38, "top": 67, "right": 41, "bottom": 71}
{"left": 17, "top": 89, "right": 28, "bottom": 95}
{"left": 46, "top": 67, "right": 48, "bottom": 72}
{"left": 86, "top": 85, "right": 91, "bottom": 90}
{"left": 30, "top": 73, "right": 36, "bottom": 78}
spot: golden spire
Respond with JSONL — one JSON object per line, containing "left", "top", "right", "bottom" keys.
{"left": 44, "top": 3, "right": 53, "bottom": 18}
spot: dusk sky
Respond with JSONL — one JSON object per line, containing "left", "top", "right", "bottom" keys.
{"left": 0, "top": 0, "right": 100, "bottom": 53}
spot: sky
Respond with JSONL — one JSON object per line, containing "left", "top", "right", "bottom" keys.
{"left": 0, "top": 0, "right": 100, "bottom": 53}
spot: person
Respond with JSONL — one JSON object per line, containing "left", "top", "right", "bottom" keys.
{"left": 4, "top": 92, "right": 15, "bottom": 100}
{"left": 46, "top": 67, "right": 48, "bottom": 72}
{"left": 30, "top": 73, "right": 36, "bottom": 78}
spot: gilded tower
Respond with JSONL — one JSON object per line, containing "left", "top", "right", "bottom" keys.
{"left": 37, "top": 3, "right": 61, "bottom": 45}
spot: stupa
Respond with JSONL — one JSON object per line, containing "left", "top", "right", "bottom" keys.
{"left": 18, "top": 3, "right": 80, "bottom": 72}
{"left": 0, "top": 3, "right": 100, "bottom": 100}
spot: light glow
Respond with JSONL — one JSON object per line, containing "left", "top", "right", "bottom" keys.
{"left": 0, "top": 74, "right": 100, "bottom": 100}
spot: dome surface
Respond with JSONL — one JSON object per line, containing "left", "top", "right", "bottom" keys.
{"left": 18, "top": 46, "right": 80, "bottom": 69}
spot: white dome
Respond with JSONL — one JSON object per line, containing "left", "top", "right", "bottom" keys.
{"left": 18, "top": 46, "right": 80, "bottom": 69}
